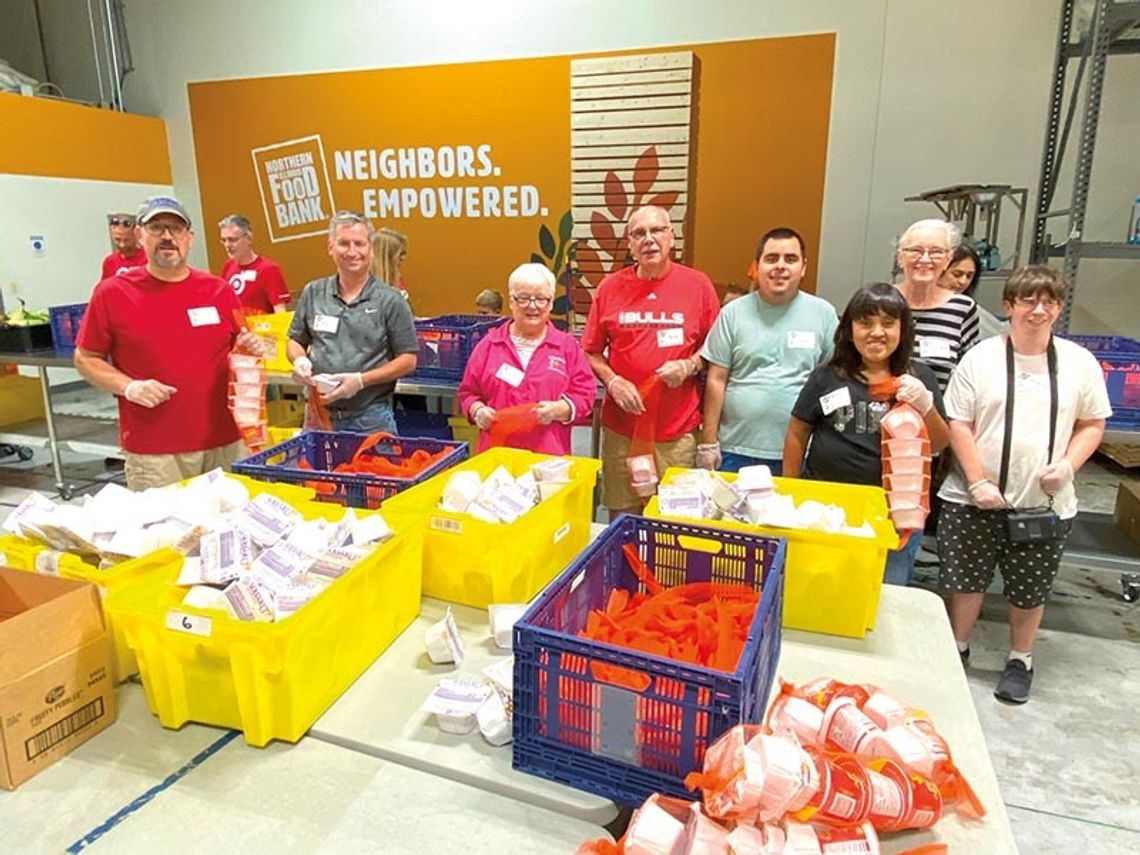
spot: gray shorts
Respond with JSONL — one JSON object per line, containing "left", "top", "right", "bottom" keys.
{"left": 937, "top": 500, "right": 1072, "bottom": 609}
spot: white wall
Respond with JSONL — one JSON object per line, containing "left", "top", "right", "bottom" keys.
{"left": 26, "top": 0, "right": 1140, "bottom": 335}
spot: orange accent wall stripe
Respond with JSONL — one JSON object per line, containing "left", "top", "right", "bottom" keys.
{"left": 0, "top": 93, "right": 171, "bottom": 184}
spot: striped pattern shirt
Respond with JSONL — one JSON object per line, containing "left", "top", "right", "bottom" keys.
{"left": 911, "top": 293, "right": 979, "bottom": 392}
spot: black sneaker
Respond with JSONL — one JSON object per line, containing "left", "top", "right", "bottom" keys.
{"left": 994, "top": 659, "right": 1033, "bottom": 704}
{"left": 958, "top": 646, "right": 970, "bottom": 667}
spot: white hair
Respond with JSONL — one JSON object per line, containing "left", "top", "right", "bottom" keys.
{"left": 897, "top": 218, "right": 961, "bottom": 251}
{"left": 507, "top": 262, "right": 556, "bottom": 297}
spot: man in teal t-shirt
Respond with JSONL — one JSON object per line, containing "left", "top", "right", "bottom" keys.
{"left": 698, "top": 227, "right": 838, "bottom": 473}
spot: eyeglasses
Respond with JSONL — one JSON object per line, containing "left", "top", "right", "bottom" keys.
{"left": 143, "top": 222, "right": 189, "bottom": 237}
{"left": 1013, "top": 295, "right": 1061, "bottom": 309}
{"left": 108, "top": 218, "right": 136, "bottom": 228}
{"left": 510, "top": 294, "right": 552, "bottom": 308}
{"left": 629, "top": 225, "right": 671, "bottom": 242}
{"left": 901, "top": 246, "right": 949, "bottom": 261}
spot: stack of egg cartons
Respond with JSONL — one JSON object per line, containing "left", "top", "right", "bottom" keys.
{"left": 879, "top": 406, "right": 930, "bottom": 533}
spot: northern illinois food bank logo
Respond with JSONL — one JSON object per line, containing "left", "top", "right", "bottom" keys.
{"left": 251, "top": 135, "right": 337, "bottom": 243}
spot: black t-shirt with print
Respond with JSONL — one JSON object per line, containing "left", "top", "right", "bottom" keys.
{"left": 791, "top": 362, "right": 944, "bottom": 486}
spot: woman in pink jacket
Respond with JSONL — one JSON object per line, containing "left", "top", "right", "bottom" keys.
{"left": 458, "top": 263, "right": 596, "bottom": 455}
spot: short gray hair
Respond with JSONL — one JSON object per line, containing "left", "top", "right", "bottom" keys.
{"left": 328, "top": 210, "right": 375, "bottom": 242}
{"left": 218, "top": 214, "right": 252, "bottom": 234}
{"left": 897, "top": 218, "right": 961, "bottom": 252}
{"left": 507, "top": 262, "right": 556, "bottom": 297}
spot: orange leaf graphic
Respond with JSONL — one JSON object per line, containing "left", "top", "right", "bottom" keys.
{"left": 603, "top": 171, "right": 627, "bottom": 220}
{"left": 590, "top": 211, "right": 616, "bottom": 247}
{"left": 646, "top": 191, "right": 679, "bottom": 211}
{"left": 575, "top": 245, "right": 603, "bottom": 271}
{"left": 632, "top": 145, "right": 659, "bottom": 202}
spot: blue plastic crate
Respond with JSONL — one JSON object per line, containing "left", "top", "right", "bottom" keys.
{"left": 409, "top": 314, "right": 506, "bottom": 383}
{"left": 231, "top": 430, "right": 468, "bottom": 509}
{"left": 394, "top": 409, "right": 453, "bottom": 440}
{"left": 512, "top": 514, "right": 785, "bottom": 807}
{"left": 1063, "top": 335, "right": 1140, "bottom": 427}
{"left": 49, "top": 303, "right": 87, "bottom": 352}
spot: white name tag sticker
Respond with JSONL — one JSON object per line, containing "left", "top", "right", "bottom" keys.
{"left": 187, "top": 306, "right": 221, "bottom": 327}
{"left": 314, "top": 314, "right": 340, "bottom": 334}
{"left": 820, "top": 386, "right": 852, "bottom": 415}
{"left": 494, "top": 363, "right": 525, "bottom": 388}
{"left": 918, "top": 337, "right": 953, "bottom": 359}
{"left": 787, "top": 330, "right": 816, "bottom": 349}
{"left": 656, "top": 328, "right": 684, "bottom": 348}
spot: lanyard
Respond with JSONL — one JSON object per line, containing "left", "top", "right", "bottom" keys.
{"left": 998, "top": 336, "right": 1058, "bottom": 496}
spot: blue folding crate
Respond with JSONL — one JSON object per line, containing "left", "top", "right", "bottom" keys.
{"left": 409, "top": 314, "right": 506, "bottom": 383}
{"left": 512, "top": 514, "right": 785, "bottom": 807}
{"left": 231, "top": 430, "right": 468, "bottom": 509}
{"left": 49, "top": 302, "right": 87, "bottom": 352}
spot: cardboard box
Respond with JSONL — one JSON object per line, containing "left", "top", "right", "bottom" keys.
{"left": 0, "top": 567, "right": 116, "bottom": 789}
{"left": 1115, "top": 480, "right": 1140, "bottom": 549}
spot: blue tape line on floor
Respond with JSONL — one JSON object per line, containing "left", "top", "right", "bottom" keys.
{"left": 66, "top": 730, "right": 240, "bottom": 853}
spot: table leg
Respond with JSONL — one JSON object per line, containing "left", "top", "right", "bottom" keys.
{"left": 36, "top": 365, "right": 73, "bottom": 500}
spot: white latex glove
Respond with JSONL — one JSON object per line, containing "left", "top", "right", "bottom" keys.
{"left": 122, "top": 379, "right": 177, "bottom": 408}
{"left": 234, "top": 330, "right": 265, "bottom": 357}
{"left": 472, "top": 404, "right": 496, "bottom": 431}
{"left": 606, "top": 376, "right": 645, "bottom": 414}
{"left": 968, "top": 480, "right": 1006, "bottom": 510}
{"left": 535, "top": 400, "right": 568, "bottom": 425}
{"left": 291, "top": 356, "right": 314, "bottom": 386}
{"left": 321, "top": 372, "right": 364, "bottom": 404}
{"left": 656, "top": 358, "right": 693, "bottom": 389}
{"left": 695, "top": 442, "right": 722, "bottom": 471}
{"left": 896, "top": 374, "right": 934, "bottom": 415}
{"left": 1039, "top": 459, "right": 1074, "bottom": 496}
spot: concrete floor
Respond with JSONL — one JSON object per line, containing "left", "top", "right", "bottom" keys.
{"left": 1, "top": 393, "right": 1138, "bottom": 853}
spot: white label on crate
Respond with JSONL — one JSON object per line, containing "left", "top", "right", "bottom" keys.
{"left": 313, "top": 314, "right": 340, "bottom": 334}
{"left": 552, "top": 522, "right": 570, "bottom": 544}
{"left": 494, "top": 363, "right": 524, "bottom": 388}
{"left": 187, "top": 306, "right": 221, "bottom": 327}
{"left": 430, "top": 516, "right": 462, "bottom": 535}
{"left": 165, "top": 610, "right": 213, "bottom": 637}
{"left": 570, "top": 569, "right": 586, "bottom": 593}
{"left": 34, "top": 550, "right": 62, "bottom": 576}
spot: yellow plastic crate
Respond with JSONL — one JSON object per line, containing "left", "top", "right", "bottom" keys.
{"left": 103, "top": 507, "right": 423, "bottom": 747}
{"left": 384, "top": 447, "right": 601, "bottom": 608}
{"left": 0, "top": 373, "right": 46, "bottom": 426}
{"left": 644, "top": 468, "right": 899, "bottom": 638}
{"left": 246, "top": 311, "right": 294, "bottom": 373}
{"left": 0, "top": 475, "right": 319, "bottom": 682}
{"left": 447, "top": 414, "right": 478, "bottom": 453}
{"left": 266, "top": 426, "right": 302, "bottom": 445}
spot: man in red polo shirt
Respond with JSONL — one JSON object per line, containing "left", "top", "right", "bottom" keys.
{"left": 218, "top": 214, "right": 291, "bottom": 315}
{"left": 582, "top": 205, "right": 719, "bottom": 516}
{"left": 76, "top": 196, "right": 260, "bottom": 490}
{"left": 100, "top": 211, "right": 148, "bottom": 279}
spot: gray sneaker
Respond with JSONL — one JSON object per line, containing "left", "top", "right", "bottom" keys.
{"left": 994, "top": 659, "right": 1033, "bottom": 704}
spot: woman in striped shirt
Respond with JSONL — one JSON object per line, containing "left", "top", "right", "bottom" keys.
{"left": 893, "top": 219, "right": 980, "bottom": 392}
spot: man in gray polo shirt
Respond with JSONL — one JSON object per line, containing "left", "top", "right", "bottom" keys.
{"left": 286, "top": 211, "right": 418, "bottom": 433}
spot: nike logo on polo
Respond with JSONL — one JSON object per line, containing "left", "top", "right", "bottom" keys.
{"left": 365, "top": 307, "right": 378, "bottom": 313}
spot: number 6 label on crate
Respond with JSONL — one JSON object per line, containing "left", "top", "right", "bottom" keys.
{"left": 165, "top": 610, "right": 213, "bottom": 637}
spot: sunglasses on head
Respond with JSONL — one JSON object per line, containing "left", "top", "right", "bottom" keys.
{"left": 109, "top": 217, "right": 136, "bottom": 227}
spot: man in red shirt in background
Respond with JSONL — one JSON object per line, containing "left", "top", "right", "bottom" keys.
{"left": 582, "top": 205, "right": 720, "bottom": 517}
{"left": 218, "top": 214, "right": 290, "bottom": 315}
{"left": 76, "top": 196, "right": 261, "bottom": 490}
{"left": 100, "top": 211, "right": 147, "bottom": 279}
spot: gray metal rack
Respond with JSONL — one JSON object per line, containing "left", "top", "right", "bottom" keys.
{"left": 1031, "top": 0, "right": 1140, "bottom": 331}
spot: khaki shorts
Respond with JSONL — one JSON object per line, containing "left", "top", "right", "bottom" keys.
{"left": 124, "top": 439, "right": 247, "bottom": 491}
{"left": 601, "top": 426, "right": 698, "bottom": 513}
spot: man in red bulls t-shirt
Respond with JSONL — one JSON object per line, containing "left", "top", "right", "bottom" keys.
{"left": 582, "top": 205, "right": 719, "bottom": 516}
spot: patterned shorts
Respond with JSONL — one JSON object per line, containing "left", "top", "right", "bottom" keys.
{"left": 936, "top": 501, "right": 1072, "bottom": 609}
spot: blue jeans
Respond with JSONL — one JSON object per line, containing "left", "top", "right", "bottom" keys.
{"left": 329, "top": 399, "right": 397, "bottom": 434}
{"left": 883, "top": 529, "right": 923, "bottom": 586}
{"left": 720, "top": 452, "right": 782, "bottom": 476}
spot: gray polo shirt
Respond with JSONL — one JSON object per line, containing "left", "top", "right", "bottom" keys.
{"left": 288, "top": 274, "right": 418, "bottom": 413}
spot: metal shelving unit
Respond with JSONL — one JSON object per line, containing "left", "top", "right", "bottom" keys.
{"left": 1031, "top": 0, "right": 1140, "bottom": 331}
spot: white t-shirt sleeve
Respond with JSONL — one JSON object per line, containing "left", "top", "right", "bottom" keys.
{"left": 1074, "top": 347, "right": 1114, "bottom": 421}
{"left": 944, "top": 344, "right": 983, "bottom": 422}
{"left": 699, "top": 307, "right": 734, "bottom": 369}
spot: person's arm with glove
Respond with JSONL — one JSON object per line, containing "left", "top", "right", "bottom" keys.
{"left": 897, "top": 373, "right": 949, "bottom": 453}
{"left": 948, "top": 418, "right": 1006, "bottom": 510}
{"left": 74, "top": 347, "right": 177, "bottom": 408}
{"left": 1040, "top": 417, "right": 1105, "bottom": 496}
{"left": 587, "top": 351, "right": 645, "bottom": 415}
{"left": 697, "top": 362, "right": 729, "bottom": 470}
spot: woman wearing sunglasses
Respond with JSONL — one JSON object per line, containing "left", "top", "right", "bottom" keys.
{"left": 458, "top": 263, "right": 595, "bottom": 454}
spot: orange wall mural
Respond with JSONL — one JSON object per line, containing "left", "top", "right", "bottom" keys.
{"left": 188, "top": 34, "right": 834, "bottom": 318}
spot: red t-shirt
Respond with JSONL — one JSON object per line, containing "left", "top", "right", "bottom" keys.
{"left": 220, "top": 255, "right": 290, "bottom": 314}
{"left": 77, "top": 267, "right": 242, "bottom": 454}
{"left": 101, "top": 248, "right": 148, "bottom": 280}
{"left": 581, "top": 262, "right": 719, "bottom": 440}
